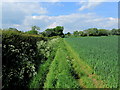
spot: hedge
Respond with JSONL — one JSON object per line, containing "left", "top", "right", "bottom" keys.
{"left": 2, "top": 30, "right": 47, "bottom": 88}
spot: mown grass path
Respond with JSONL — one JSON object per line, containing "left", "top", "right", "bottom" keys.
{"left": 44, "top": 39, "right": 80, "bottom": 88}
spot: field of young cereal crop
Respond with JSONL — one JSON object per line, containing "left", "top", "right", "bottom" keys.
{"left": 64, "top": 36, "right": 119, "bottom": 88}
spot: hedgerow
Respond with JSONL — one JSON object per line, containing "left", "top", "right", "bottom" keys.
{"left": 2, "top": 30, "right": 47, "bottom": 88}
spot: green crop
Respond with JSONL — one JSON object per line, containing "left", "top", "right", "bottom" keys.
{"left": 64, "top": 36, "right": 119, "bottom": 88}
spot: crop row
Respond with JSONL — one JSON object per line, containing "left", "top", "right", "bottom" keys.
{"left": 64, "top": 36, "right": 118, "bottom": 88}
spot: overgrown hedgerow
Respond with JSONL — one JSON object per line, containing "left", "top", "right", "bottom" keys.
{"left": 2, "top": 30, "right": 47, "bottom": 88}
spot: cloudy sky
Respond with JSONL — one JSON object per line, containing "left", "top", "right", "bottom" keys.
{"left": 2, "top": 0, "right": 118, "bottom": 33}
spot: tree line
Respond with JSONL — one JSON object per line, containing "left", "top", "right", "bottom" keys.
{"left": 2, "top": 26, "right": 120, "bottom": 37}
{"left": 66, "top": 28, "right": 120, "bottom": 37}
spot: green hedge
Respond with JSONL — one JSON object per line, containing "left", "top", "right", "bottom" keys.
{"left": 2, "top": 30, "right": 47, "bottom": 88}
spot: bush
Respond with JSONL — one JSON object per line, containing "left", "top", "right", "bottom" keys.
{"left": 2, "top": 30, "right": 46, "bottom": 88}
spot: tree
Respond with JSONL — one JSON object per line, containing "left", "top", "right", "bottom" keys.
{"left": 8, "top": 28, "right": 18, "bottom": 31}
{"left": 26, "top": 26, "right": 40, "bottom": 35}
{"left": 4, "top": 28, "right": 23, "bottom": 33}
{"left": 98, "top": 29, "right": 109, "bottom": 36}
{"left": 32, "top": 26, "right": 40, "bottom": 31}
{"left": 84, "top": 28, "right": 98, "bottom": 36}
{"left": 43, "top": 26, "right": 64, "bottom": 37}
{"left": 111, "top": 28, "right": 120, "bottom": 35}
{"left": 66, "top": 32, "right": 71, "bottom": 36}
{"left": 118, "top": 29, "right": 120, "bottom": 35}
{"left": 73, "top": 31, "right": 79, "bottom": 37}
{"left": 79, "top": 31, "right": 84, "bottom": 36}
{"left": 65, "top": 32, "right": 71, "bottom": 37}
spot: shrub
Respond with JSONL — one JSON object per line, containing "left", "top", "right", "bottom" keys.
{"left": 2, "top": 30, "right": 46, "bottom": 88}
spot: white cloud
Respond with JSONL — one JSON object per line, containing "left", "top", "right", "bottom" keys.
{"left": 2, "top": 2, "right": 47, "bottom": 25}
{"left": 79, "top": 0, "right": 119, "bottom": 11}
{"left": 79, "top": 0, "right": 105, "bottom": 11}
{"left": 2, "top": 2, "right": 118, "bottom": 32}
{"left": 4, "top": 13, "right": 117, "bottom": 33}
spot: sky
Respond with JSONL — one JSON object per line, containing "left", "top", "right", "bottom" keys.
{"left": 2, "top": 1, "right": 119, "bottom": 33}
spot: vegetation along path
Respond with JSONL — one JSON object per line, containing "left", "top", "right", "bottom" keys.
{"left": 44, "top": 39, "right": 80, "bottom": 88}
{"left": 29, "top": 36, "right": 118, "bottom": 88}
{"left": 43, "top": 38, "right": 109, "bottom": 88}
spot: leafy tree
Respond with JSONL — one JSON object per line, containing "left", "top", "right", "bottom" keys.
{"left": 118, "top": 29, "right": 120, "bottom": 35}
{"left": 98, "top": 29, "right": 109, "bottom": 36}
{"left": 65, "top": 32, "right": 71, "bottom": 38}
{"left": 111, "top": 28, "right": 120, "bottom": 35}
{"left": 79, "top": 31, "right": 84, "bottom": 36}
{"left": 73, "top": 31, "right": 79, "bottom": 37}
{"left": 66, "top": 32, "right": 71, "bottom": 36}
{"left": 3, "top": 28, "right": 23, "bottom": 33}
{"left": 54, "top": 26, "right": 64, "bottom": 36}
{"left": 43, "top": 26, "right": 64, "bottom": 37}
{"left": 32, "top": 26, "right": 40, "bottom": 31}
{"left": 26, "top": 26, "right": 40, "bottom": 35}
{"left": 8, "top": 28, "right": 18, "bottom": 31}
{"left": 84, "top": 28, "right": 98, "bottom": 36}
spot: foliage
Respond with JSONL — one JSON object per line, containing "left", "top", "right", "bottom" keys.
{"left": 84, "top": 28, "right": 98, "bottom": 36}
{"left": 2, "top": 30, "right": 46, "bottom": 88}
{"left": 73, "top": 31, "right": 79, "bottom": 37}
{"left": 72, "top": 28, "right": 120, "bottom": 37}
{"left": 64, "top": 32, "right": 71, "bottom": 38}
{"left": 2, "top": 26, "right": 119, "bottom": 89}
{"left": 97, "top": 29, "right": 109, "bottom": 36}
{"left": 42, "top": 26, "right": 64, "bottom": 37}
{"left": 3, "top": 28, "right": 23, "bottom": 33}
{"left": 111, "top": 28, "right": 120, "bottom": 35}
{"left": 31, "top": 26, "right": 40, "bottom": 31}
{"left": 25, "top": 26, "right": 40, "bottom": 35}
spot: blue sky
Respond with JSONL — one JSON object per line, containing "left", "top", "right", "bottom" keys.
{"left": 2, "top": 1, "right": 118, "bottom": 33}
{"left": 40, "top": 2, "right": 117, "bottom": 18}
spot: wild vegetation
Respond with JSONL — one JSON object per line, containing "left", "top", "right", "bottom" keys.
{"left": 2, "top": 30, "right": 46, "bottom": 88}
{"left": 2, "top": 26, "right": 119, "bottom": 89}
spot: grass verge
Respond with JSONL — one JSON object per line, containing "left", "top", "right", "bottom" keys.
{"left": 44, "top": 40, "right": 80, "bottom": 88}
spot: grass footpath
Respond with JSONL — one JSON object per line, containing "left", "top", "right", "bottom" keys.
{"left": 29, "top": 58, "right": 53, "bottom": 88}
{"left": 44, "top": 40, "right": 80, "bottom": 88}
{"left": 29, "top": 38, "right": 60, "bottom": 88}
